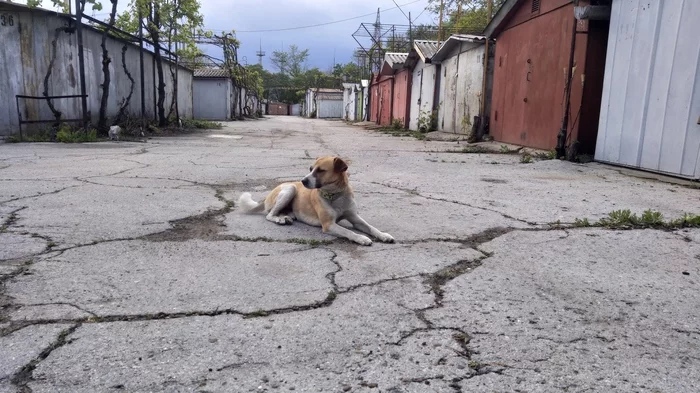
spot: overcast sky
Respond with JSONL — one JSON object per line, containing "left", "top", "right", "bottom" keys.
{"left": 200, "top": 0, "right": 437, "bottom": 71}
{"left": 19, "top": 0, "right": 437, "bottom": 72}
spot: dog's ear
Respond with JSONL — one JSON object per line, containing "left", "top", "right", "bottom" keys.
{"left": 333, "top": 157, "right": 348, "bottom": 173}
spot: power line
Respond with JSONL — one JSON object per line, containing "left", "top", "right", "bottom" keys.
{"left": 224, "top": 0, "right": 423, "bottom": 33}
{"left": 392, "top": 0, "right": 411, "bottom": 22}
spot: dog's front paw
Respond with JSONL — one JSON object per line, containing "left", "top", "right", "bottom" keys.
{"left": 355, "top": 235, "right": 373, "bottom": 246}
{"left": 377, "top": 232, "right": 395, "bottom": 243}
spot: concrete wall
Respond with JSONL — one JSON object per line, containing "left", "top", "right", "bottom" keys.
{"left": 437, "top": 42, "right": 485, "bottom": 134}
{"left": 0, "top": 4, "right": 193, "bottom": 136}
{"left": 193, "top": 78, "right": 230, "bottom": 120}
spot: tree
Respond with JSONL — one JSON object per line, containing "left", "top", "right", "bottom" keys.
{"left": 97, "top": 0, "right": 119, "bottom": 135}
{"left": 27, "top": 0, "right": 103, "bottom": 13}
{"left": 116, "top": 0, "right": 204, "bottom": 126}
{"left": 427, "top": 0, "right": 506, "bottom": 35}
{"left": 332, "top": 62, "right": 363, "bottom": 83}
{"left": 408, "top": 24, "right": 439, "bottom": 41}
{"left": 270, "top": 45, "right": 309, "bottom": 77}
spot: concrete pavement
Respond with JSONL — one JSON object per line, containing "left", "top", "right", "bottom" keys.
{"left": 1, "top": 116, "right": 699, "bottom": 392}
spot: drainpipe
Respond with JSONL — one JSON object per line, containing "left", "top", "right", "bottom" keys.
{"left": 478, "top": 0, "right": 494, "bottom": 140}
{"left": 389, "top": 75, "right": 395, "bottom": 126}
{"left": 556, "top": 15, "right": 578, "bottom": 159}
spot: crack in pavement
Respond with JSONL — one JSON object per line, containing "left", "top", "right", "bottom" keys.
{"left": 0, "top": 185, "right": 82, "bottom": 205}
{"left": 371, "top": 181, "right": 540, "bottom": 226}
{"left": 1, "top": 207, "right": 26, "bottom": 231}
{"left": 9, "top": 323, "right": 80, "bottom": 393}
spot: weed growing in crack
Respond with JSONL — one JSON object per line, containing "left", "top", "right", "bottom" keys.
{"left": 573, "top": 218, "right": 591, "bottom": 228}
{"left": 499, "top": 145, "right": 510, "bottom": 153}
{"left": 460, "top": 145, "right": 491, "bottom": 154}
{"left": 535, "top": 149, "right": 558, "bottom": 160}
{"left": 1, "top": 211, "right": 20, "bottom": 232}
{"left": 181, "top": 119, "right": 223, "bottom": 129}
{"left": 549, "top": 220, "right": 564, "bottom": 229}
{"left": 520, "top": 154, "right": 533, "bottom": 164}
{"left": 286, "top": 238, "right": 331, "bottom": 248}
{"left": 248, "top": 309, "right": 269, "bottom": 317}
{"left": 573, "top": 209, "right": 700, "bottom": 230}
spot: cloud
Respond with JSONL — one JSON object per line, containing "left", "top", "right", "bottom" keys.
{"left": 201, "top": 0, "right": 435, "bottom": 70}
{"left": 12, "top": 0, "right": 437, "bottom": 70}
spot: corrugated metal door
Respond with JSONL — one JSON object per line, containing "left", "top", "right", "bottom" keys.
{"left": 391, "top": 70, "right": 411, "bottom": 127}
{"left": 596, "top": 0, "right": 700, "bottom": 179}
{"left": 318, "top": 100, "right": 343, "bottom": 118}
{"left": 193, "top": 79, "right": 229, "bottom": 120}
{"left": 377, "top": 79, "right": 393, "bottom": 126}
{"left": 370, "top": 84, "right": 380, "bottom": 123}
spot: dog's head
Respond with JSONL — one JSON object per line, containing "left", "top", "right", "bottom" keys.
{"left": 301, "top": 156, "right": 349, "bottom": 190}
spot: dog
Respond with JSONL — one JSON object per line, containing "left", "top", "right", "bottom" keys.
{"left": 237, "top": 156, "right": 394, "bottom": 246}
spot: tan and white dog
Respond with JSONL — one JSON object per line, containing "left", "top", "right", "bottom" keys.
{"left": 236, "top": 156, "right": 394, "bottom": 246}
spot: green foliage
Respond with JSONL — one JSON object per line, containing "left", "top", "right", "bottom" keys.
{"left": 181, "top": 119, "right": 223, "bottom": 129}
{"left": 668, "top": 213, "right": 700, "bottom": 228}
{"left": 573, "top": 218, "right": 591, "bottom": 228}
{"left": 56, "top": 125, "right": 98, "bottom": 143}
{"left": 499, "top": 145, "right": 510, "bottom": 153}
{"left": 598, "top": 209, "right": 639, "bottom": 228}
{"left": 460, "top": 145, "right": 490, "bottom": 154}
{"left": 28, "top": 0, "right": 103, "bottom": 14}
{"left": 391, "top": 118, "right": 403, "bottom": 130}
{"left": 640, "top": 209, "right": 664, "bottom": 226}
{"left": 574, "top": 209, "right": 699, "bottom": 230}
{"left": 536, "top": 150, "right": 558, "bottom": 160}
{"left": 418, "top": 107, "right": 438, "bottom": 132}
{"left": 428, "top": 0, "right": 507, "bottom": 34}
{"left": 520, "top": 154, "right": 533, "bottom": 164}
{"left": 332, "top": 62, "right": 363, "bottom": 83}
{"left": 270, "top": 45, "right": 309, "bottom": 77}
{"left": 6, "top": 129, "right": 52, "bottom": 143}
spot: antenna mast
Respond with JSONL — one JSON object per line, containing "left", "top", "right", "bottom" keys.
{"left": 256, "top": 38, "right": 265, "bottom": 66}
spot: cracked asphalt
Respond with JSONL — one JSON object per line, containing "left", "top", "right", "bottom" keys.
{"left": 1, "top": 116, "right": 699, "bottom": 393}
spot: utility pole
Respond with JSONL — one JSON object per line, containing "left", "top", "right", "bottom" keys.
{"left": 438, "top": 0, "right": 444, "bottom": 48}
{"left": 409, "top": 11, "right": 412, "bottom": 46}
{"left": 138, "top": 4, "right": 146, "bottom": 131}
{"left": 74, "top": 0, "right": 88, "bottom": 130}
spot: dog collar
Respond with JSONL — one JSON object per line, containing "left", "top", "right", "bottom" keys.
{"left": 319, "top": 189, "right": 343, "bottom": 201}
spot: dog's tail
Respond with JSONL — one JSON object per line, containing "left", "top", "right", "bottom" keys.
{"left": 237, "top": 192, "right": 265, "bottom": 213}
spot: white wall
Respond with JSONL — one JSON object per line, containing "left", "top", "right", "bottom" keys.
{"left": 595, "top": 0, "right": 700, "bottom": 179}
{"left": 409, "top": 60, "right": 438, "bottom": 131}
{"left": 437, "top": 42, "right": 485, "bottom": 134}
